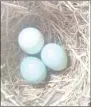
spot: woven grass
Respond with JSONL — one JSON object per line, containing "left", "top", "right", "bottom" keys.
{"left": 1, "top": 1, "right": 90, "bottom": 106}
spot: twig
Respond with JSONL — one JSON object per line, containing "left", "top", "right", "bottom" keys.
{"left": 1, "top": 1, "right": 28, "bottom": 10}
{"left": 1, "top": 88, "right": 20, "bottom": 106}
{"left": 1, "top": 9, "right": 5, "bottom": 21}
{"left": 6, "top": 6, "right": 9, "bottom": 42}
{"left": 41, "top": 1, "right": 58, "bottom": 10}
{"left": 79, "top": 30, "right": 89, "bottom": 45}
{"left": 51, "top": 21, "right": 68, "bottom": 38}
{"left": 42, "top": 90, "right": 56, "bottom": 106}
{"left": 67, "top": 1, "right": 77, "bottom": 10}
{"left": 1, "top": 14, "right": 21, "bottom": 23}
{"left": 63, "top": 1, "right": 73, "bottom": 12}
{"left": 50, "top": 71, "right": 86, "bottom": 106}
{"left": 73, "top": 11, "right": 79, "bottom": 28}
{"left": 68, "top": 44, "right": 89, "bottom": 72}
{"left": 78, "top": 11, "right": 89, "bottom": 24}
{"left": 1, "top": 64, "right": 5, "bottom": 69}
{"left": 11, "top": 14, "right": 27, "bottom": 31}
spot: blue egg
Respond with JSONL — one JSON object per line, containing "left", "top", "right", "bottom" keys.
{"left": 18, "top": 27, "right": 44, "bottom": 54}
{"left": 20, "top": 57, "right": 47, "bottom": 84}
{"left": 41, "top": 43, "right": 68, "bottom": 71}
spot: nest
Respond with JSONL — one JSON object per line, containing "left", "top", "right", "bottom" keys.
{"left": 1, "top": 1, "right": 90, "bottom": 106}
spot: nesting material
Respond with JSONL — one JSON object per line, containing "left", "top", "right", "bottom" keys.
{"left": 1, "top": 1, "right": 90, "bottom": 106}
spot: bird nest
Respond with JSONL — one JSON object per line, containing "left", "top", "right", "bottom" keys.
{"left": 1, "top": 1, "right": 90, "bottom": 106}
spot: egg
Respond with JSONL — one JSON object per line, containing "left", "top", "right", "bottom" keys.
{"left": 20, "top": 57, "right": 47, "bottom": 84}
{"left": 18, "top": 27, "right": 44, "bottom": 54}
{"left": 41, "top": 43, "right": 67, "bottom": 71}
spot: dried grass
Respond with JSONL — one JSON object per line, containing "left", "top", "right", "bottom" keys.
{"left": 1, "top": 1, "right": 90, "bottom": 106}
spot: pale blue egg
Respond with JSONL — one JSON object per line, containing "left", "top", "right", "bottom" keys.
{"left": 41, "top": 43, "right": 68, "bottom": 71}
{"left": 20, "top": 57, "right": 47, "bottom": 84}
{"left": 18, "top": 27, "right": 44, "bottom": 54}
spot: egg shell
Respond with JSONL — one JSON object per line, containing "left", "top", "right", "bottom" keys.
{"left": 20, "top": 57, "right": 47, "bottom": 84}
{"left": 18, "top": 27, "right": 44, "bottom": 54}
{"left": 41, "top": 43, "right": 68, "bottom": 71}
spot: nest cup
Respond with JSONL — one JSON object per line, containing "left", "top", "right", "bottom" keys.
{"left": 1, "top": 1, "right": 90, "bottom": 106}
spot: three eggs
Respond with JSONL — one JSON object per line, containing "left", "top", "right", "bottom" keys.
{"left": 18, "top": 27, "right": 68, "bottom": 84}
